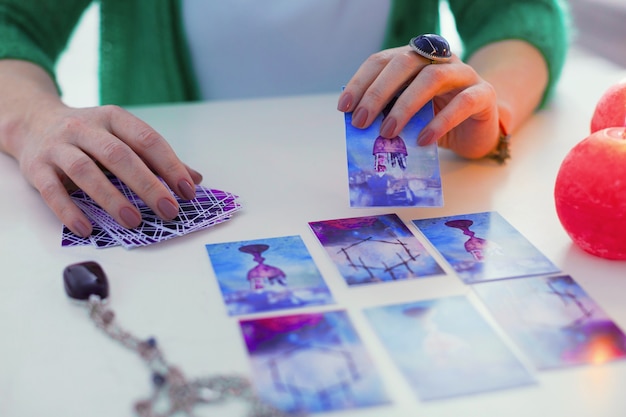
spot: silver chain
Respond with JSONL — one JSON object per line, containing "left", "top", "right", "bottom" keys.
{"left": 85, "top": 295, "right": 298, "bottom": 417}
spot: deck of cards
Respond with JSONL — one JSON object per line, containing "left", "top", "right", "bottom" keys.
{"left": 61, "top": 175, "right": 241, "bottom": 249}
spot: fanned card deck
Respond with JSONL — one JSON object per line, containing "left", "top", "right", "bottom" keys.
{"left": 62, "top": 175, "right": 241, "bottom": 249}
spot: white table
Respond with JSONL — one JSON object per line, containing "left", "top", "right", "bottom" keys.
{"left": 2, "top": 48, "right": 626, "bottom": 417}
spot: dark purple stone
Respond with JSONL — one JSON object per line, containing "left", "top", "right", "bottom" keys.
{"left": 410, "top": 34, "right": 452, "bottom": 61}
{"left": 152, "top": 372, "right": 166, "bottom": 387}
{"left": 63, "top": 261, "right": 109, "bottom": 300}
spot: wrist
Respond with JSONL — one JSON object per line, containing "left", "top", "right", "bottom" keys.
{"left": 0, "top": 60, "right": 61, "bottom": 158}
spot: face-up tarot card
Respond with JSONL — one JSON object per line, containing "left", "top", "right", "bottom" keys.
{"left": 473, "top": 274, "right": 626, "bottom": 369}
{"left": 364, "top": 296, "right": 535, "bottom": 401}
{"left": 239, "top": 310, "right": 389, "bottom": 413}
{"left": 413, "top": 211, "right": 560, "bottom": 283}
{"left": 62, "top": 175, "right": 241, "bottom": 249}
{"left": 309, "top": 214, "right": 444, "bottom": 286}
{"left": 206, "top": 235, "right": 334, "bottom": 316}
{"left": 345, "top": 100, "right": 443, "bottom": 207}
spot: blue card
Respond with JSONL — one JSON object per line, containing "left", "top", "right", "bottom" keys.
{"left": 206, "top": 235, "right": 334, "bottom": 316}
{"left": 309, "top": 213, "right": 445, "bottom": 286}
{"left": 345, "top": 100, "right": 443, "bottom": 207}
{"left": 365, "top": 296, "right": 535, "bottom": 400}
{"left": 473, "top": 274, "right": 626, "bottom": 369}
{"left": 413, "top": 211, "right": 561, "bottom": 283}
{"left": 239, "top": 310, "right": 390, "bottom": 413}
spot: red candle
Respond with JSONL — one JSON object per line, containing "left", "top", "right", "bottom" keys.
{"left": 554, "top": 127, "right": 626, "bottom": 259}
{"left": 591, "top": 78, "right": 626, "bottom": 133}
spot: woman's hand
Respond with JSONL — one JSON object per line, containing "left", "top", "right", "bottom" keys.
{"left": 0, "top": 60, "right": 202, "bottom": 238}
{"left": 337, "top": 45, "right": 500, "bottom": 159}
{"left": 338, "top": 40, "right": 549, "bottom": 158}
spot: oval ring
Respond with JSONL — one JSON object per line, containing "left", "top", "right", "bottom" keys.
{"left": 409, "top": 34, "right": 452, "bottom": 63}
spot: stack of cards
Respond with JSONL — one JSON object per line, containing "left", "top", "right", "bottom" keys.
{"left": 62, "top": 176, "right": 241, "bottom": 249}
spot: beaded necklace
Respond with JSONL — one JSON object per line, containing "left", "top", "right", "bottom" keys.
{"left": 63, "top": 261, "right": 297, "bottom": 417}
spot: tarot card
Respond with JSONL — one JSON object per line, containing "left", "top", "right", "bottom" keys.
{"left": 473, "top": 274, "right": 626, "bottom": 369}
{"left": 364, "top": 296, "right": 535, "bottom": 401}
{"left": 82, "top": 195, "right": 235, "bottom": 249}
{"left": 62, "top": 175, "right": 241, "bottom": 249}
{"left": 413, "top": 211, "right": 560, "bottom": 284}
{"left": 61, "top": 206, "right": 119, "bottom": 249}
{"left": 62, "top": 224, "right": 91, "bottom": 247}
{"left": 345, "top": 99, "right": 443, "bottom": 207}
{"left": 206, "top": 236, "right": 335, "bottom": 316}
{"left": 309, "top": 213, "right": 444, "bottom": 286}
{"left": 239, "top": 310, "right": 389, "bottom": 413}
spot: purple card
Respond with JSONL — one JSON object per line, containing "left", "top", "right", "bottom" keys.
{"left": 365, "top": 296, "right": 535, "bottom": 400}
{"left": 206, "top": 235, "right": 335, "bottom": 316}
{"left": 239, "top": 310, "right": 389, "bottom": 413}
{"left": 413, "top": 211, "right": 560, "bottom": 283}
{"left": 473, "top": 274, "right": 626, "bottom": 369}
{"left": 309, "top": 214, "right": 444, "bottom": 286}
{"left": 345, "top": 100, "right": 443, "bottom": 207}
{"left": 62, "top": 175, "right": 241, "bottom": 249}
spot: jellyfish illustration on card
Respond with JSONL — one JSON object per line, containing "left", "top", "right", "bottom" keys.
{"left": 413, "top": 211, "right": 560, "bottom": 283}
{"left": 345, "top": 99, "right": 443, "bottom": 207}
{"left": 239, "top": 310, "right": 390, "bottom": 414}
{"left": 309, "top": 213, "right": 444, "bottom": 286}
{"left": 364, "top": 296, "right": 535, "bottom": 400}
{"left": 473, "top": 274, "right": 626, "bottom": 369}
{"left": 205, "top": 235, "right": 334, "bottom": 316}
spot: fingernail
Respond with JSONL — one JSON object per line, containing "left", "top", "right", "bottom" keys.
{"left": 337, "top": 92, "right": 353, "bottom": 112}
{"left": 120, "top": 206, "right": 142, "bottom": 228}
{"left": 72, "top": 220, "right": 92, "bottom": 238}
{"left": 189, "top": 169, "right": 203, "bottom": 184}
{"left": 178, "top": 179, "right": 196, "bottom": 200}
{"left": 352, "top": 107, "right": 369, "bottom": 128}
{"left": 417, "top": 128, "right": 435, "bottom": 146}
{"left": 157, "top": 198, "right": 179, "bottom": 219}
{"left": 380, "top": 117, "right": 397, "bottom": 138}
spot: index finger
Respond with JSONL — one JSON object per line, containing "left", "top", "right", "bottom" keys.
{"left": 339, "top": 47, "right": 431, "bottom": 129}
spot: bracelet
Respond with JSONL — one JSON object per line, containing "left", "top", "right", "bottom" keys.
{"left": 488, "top": 120, "right": 511, "bottom": 164}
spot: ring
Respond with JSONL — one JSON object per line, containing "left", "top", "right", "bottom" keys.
{"left": 409, "top": 34, "right": 452, "bottom": 63}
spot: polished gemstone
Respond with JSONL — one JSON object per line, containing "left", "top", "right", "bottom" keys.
{"left": 409, "top": 34, "right": 452, "bottom": 62}
{"left": 63, "top": 261, "right": 109, "bottom": 300}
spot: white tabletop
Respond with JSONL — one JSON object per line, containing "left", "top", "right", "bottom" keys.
{"left": 2, "top": 48, "right": 626, "bottom": 417}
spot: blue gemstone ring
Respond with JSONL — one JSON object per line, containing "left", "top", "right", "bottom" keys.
{"left": 409, "top": 34, "right": 452, "bottom": 63}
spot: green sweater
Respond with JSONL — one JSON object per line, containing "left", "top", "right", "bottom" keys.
{"left": 0, "top": 0, "right": 569, "bottom": 107}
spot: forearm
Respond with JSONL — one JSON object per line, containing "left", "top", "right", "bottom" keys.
{"left": 0, "top": 59, "right": 63, "bottom": 160}
{"left": 467, "top": 40, "right": 549, "bottom": 135}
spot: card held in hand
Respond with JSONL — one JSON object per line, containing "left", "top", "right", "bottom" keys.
{"left": 345, "top": 100, "right": 443, "bottom": 207}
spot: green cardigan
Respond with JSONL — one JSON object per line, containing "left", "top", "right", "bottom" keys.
{"left": 0, "top": 0, "right": 569, "bottom": 107}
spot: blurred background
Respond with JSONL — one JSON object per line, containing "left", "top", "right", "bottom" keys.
{"left": 57, "top": 1, "right": 626, "bottom": 108}
{"left": 568, "top": 0, "right": 626, "bottom": 67}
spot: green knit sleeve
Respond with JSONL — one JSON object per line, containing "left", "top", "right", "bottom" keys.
{"left": 449, "top": 0, "right": 570, "bottom": 108}
{"left": 0, "top": 0, "right": 92, "bottom": 91}
{"left": 98, "top": 0, "right": 199, "bottom": 106}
